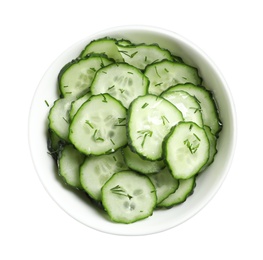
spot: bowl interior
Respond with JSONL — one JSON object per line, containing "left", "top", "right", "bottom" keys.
{"left": 29, "top": 26, "right": 236, "bottom": 236}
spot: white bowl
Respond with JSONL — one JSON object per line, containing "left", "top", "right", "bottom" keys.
{"left": 29, "top": 25, "right": 236, "bottom": 236}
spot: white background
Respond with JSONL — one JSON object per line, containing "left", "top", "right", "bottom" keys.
{"left": 1, "top": 0, "right": 262, "bottom": 259}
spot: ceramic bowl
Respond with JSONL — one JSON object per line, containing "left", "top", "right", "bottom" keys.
{"left": 29, "top": 25, "right": 236, "bottom": 236}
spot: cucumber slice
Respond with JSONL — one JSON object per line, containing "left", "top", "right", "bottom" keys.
{"left": 58, "top": 54, "right": 113, "bottom": 98}
{"left": 200, "top": 125, "right": 218, "bottom": 172}
{"left": 80, "top": 37, "right": 124, "bottom": 62}
{"left": 161, "top": 89, "right": 203, "bottom": 127}
{"left": 117, "top": 43, "right": 173, "bottom": 70}
{"left": 127, "top": 94, "right": 183, "bottom": 161}
{"left": 145, "top": 60, "right": 202, "bottom": 96}
{"left": 69, "top": 94, "right": 127, "bottom": 155}
{"left": 122, "top": 146, "right": 165, "bottom": 175}
{"left": 48, "top": 97, "right": 75, "bottom": 142}
{"left": 158, "top": 176, "right": 196, "bottom": 207}
{"left": 148, "top": 167, "right": 179, "bottom": 204}
{"left": 80, "top": 150, "right": 128, "bottom": 201}
{"left": 101, "top": 170, "right": 157, "bottom": 224}
{"left": 90, "top": 63, "right": 149, "bottom": 108}
{"left": 58, "top": 144, "right": 85, "bottom": 189}
{"left": 164, "top": 122, "right": 210, "bottom": 179}
{"left": 169, "top": 83, "right": 222, "bottom": 135}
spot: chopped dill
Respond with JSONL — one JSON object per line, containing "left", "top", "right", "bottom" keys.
{"left": 85, "top": 120, "right": 94, "bottom": 129}
{"left": 141, "top": 103, "right": 149, "bottom": 109}
{"left": 161, "top": 115, "right": 169, "bottom": 125}
{"left": 154, "top": 66, "right": 161, "bottom": 78}
{"left": 110, "top": 185, "right": 133, "bottom": 200}
{"left": 137, "top": 130, "right": 153, "bottom": 148}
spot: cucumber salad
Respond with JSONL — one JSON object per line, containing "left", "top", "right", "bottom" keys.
{"left": 47, "top": 37, "right": 222, "bottom": 224}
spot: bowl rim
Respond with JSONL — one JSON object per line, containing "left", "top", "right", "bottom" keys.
{"left": 28, "top": 25, "right": 237, "bottom": 236}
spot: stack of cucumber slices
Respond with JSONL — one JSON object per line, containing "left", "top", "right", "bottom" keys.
{"left": 47, "top": 37, "right": 222, "bottom": 224}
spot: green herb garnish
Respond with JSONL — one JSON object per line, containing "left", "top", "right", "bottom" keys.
{"left": 102, "top": 94, "right": 108, "bottom": 103}
{"left": 108, "top": 85, "right": 115, "bottom": 90}
{"left": 137, "top": 130, "right": 153, "bottom": 147}
{"left": 89, "top": 67, "right": 96, "bottom": 72}
{"left": 114, "top": 118, "right": 126, "bottom": 127}
{"left": 118, "top": 50, "right": 138, "bottom": 58}
{"left": 189, "top": 107, "right": 202, "bottom": 113}
{"left": 155, "top": 66, "right": 161, "bottom": 78}
{"left": 110, "top": 185, "right": 133, "bottom": 200}
{"left": 93, "top": 129, "right": 104, "bottom": 142}
{"left": 62, "top": 117, "right": 69, "bottom": 124}
{"left": 184, "top": 139, "right": 200, "bottom": 154}
{"left": 141, "top": 103, "right": 149, "bottom": 109}
{"left": 193, "top": 133, "right": 201, "bottom": 141}
{"left": 85, "top": 120, "right": 94, "bottom": 129}
{"left": 161, "top": 115, "right": 169, "bottom": 125}
{"left": 118, "top": 118, "right": 126, "bottom": 124}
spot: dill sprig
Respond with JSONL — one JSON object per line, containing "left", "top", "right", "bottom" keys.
{"left": 85, "top": 120, "right": 94, "bottom": 129}
{"left": 161, "top": 115, "right": 169, "bottom": 125}
{"left": 93, "top": 129, "right": 104, "bottom": 142}
{"left": 184, "top": 139, "right": 200, "bottom": 154}
{"left": 118, "top": 118, "right": 126, "bottom": 124}
{"left": 141, "top": 102, "right": 149, "bottom": 109}
{"left": 154, "top": 66, "right": 161, "bottom": 78}
{"left": 44, "top": 100, "right": 49, "bottom": 107}
{"left": 110, "top": 185, "right": 133, "bottom": 200}
{"left": 193, "top": 133, "right": 201, "bottom": 141}
{"left": 189, "top": 107, "right": 202, "bottom": 113}
{"left": 101, "top": 94, "right": 108, "bottom": 103}
{"left": 89, "top": 67, "right": 96, "bottom": 72}
{"left": 119, "top": 50, "right": 138, "bottom": 58}
{"left": 114, "top": 117, "right": 126, "bottom": 127}
{"left": 108, "top": 85, "right": 115, "bottom": 90}
{"left": 62, "top": 117, "right": 69, "bottom": 124}
{"left": 155, "top": 82, "right": 163, "bottom": 87}
{"left": 137, "top": 130, "right": 153, "bottom": 147}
